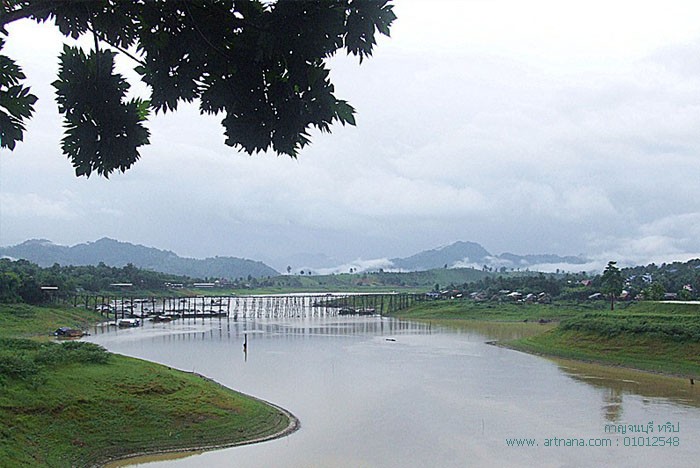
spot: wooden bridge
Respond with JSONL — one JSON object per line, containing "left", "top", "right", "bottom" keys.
{"left": 73, "top": 293, "right": 421, "bottom": 322}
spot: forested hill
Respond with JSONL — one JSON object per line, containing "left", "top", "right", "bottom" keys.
{"left": 0, "top": 238, "right": 278, "bottom": 280}
{"left": 390, "top": 241, "right": 587, "bottom": 271}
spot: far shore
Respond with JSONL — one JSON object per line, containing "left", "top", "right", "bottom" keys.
{"left": 390, "top": 300, "right": 700, "bottom": 380}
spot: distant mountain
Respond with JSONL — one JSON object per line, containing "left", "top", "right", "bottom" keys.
{"left": 0, "top": 238, "right": 278, "bottom": 279}
{"left": 388, "top": 241, "right": 587, "bottom": 272}
{"left": 1, "top": 239, "right": 72, "bottom": 265}
{"left": 0, "top": 238, "right": 588, "bottom": 278}
{"left": 390, "top": 241, "right": 491, "bottom": 271}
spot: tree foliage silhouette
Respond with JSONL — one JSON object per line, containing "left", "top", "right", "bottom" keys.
{"left": 0, "top": 0, "right": 395, "bottom": 177}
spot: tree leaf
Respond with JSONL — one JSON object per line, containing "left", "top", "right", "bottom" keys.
{"left": 0, "top": 43, "right": 36, "bottom": 150}
{"left": 53, "top": 46, "right": 150, "bottom": 177}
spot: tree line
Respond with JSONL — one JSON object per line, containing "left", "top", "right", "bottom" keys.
{"left": 0, "top": 258, "right": 196, "bottom": 304}
{"left": 2, "top": 256, "right": 699, "bottom": 305}
{"left": 432, "top": 259, "right": 700, "bottom": 304}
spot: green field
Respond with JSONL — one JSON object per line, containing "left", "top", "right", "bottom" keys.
{"left": 0, "top": 304, "right": 296, "bottom": 466}
{"left": 220, "top": 267, "right": 489, "bottom": 295}
{"left": 392, "top": 300, "right": 700, "bottom": 378}
{"left": 393, "top": 299, "right": 596, "bottom": 322}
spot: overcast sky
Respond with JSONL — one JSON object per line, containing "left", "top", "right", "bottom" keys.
{"left": 2, "top": 0, "right": 700, "bottom": 272}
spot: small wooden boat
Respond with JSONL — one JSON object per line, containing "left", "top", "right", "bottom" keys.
{"left": 150, "top": 315, "right": 175, "bottom": 323}
{"left": 118, "top": 318, "right": 140, "bottom": 327}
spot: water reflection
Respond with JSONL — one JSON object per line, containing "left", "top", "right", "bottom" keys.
{"left": 414, "top": 319, "right": 556, "bottom": 341}
{"left": 603, "top": 387, "right": 624, "bottom": 422}
{"left": 91, "top": 316, "right": 434, "bottom": 343}
{"left": 243, "top": 332, "right": 248, "bottom": 361}
{"left": 553, "top": 359, "right": 700, "bottom": 423}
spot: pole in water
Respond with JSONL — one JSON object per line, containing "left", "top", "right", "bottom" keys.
{"left": 243, "top": 333, "right": 248, "bottom": 362}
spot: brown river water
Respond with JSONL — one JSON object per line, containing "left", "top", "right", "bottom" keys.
{"left": 88, "top": 315, "right": 700, "bottom": 468}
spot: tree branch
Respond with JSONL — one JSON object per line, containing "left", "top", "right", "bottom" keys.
{"left": 86, "top": 25, "right": 146, "bottom": 67}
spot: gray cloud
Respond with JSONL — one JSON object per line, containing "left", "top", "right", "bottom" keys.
{"left": 2, "top": 2, "right": 700, "bottom": 270}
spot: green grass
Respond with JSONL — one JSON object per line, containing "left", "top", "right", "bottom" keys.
{"left": 0, "top": 304, "right": 295, "bottom": 466}
{"left": 0, "top": 352, "right": 290, "bottom": 466}
{"left": 512, "top": 330, "right": 700, "bottom": 377}
{"left": 0, "top": 303, "right": 105, "bottom": 339}
{"left": 392, "top": 300, "right": 700, "bottom": 377}
{"left": 392, "top": 299, "right": 599, "bottom": 322}
{"left": 560, "top": 312, "right": 700, "bottom": 341}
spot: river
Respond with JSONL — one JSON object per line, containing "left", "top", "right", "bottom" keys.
{"left": 88, "top": 314, "right": 700, "bottom": 468}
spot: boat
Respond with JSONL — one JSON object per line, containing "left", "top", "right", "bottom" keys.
{"left": 150, "top": 315, "right": 175, "bottom": 323}
{"left": 118, "top": 318, "right": 140, "bottom": 327}
{"left": 338, "top": 307, "right": 377, "bottom": 316}
{"left": 53, "top": 327, "right": 85, "bottom": 337}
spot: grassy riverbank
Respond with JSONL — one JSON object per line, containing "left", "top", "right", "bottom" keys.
{"left": 391, "top": 300, "right": 592, "bottom": 322}
{"left": 0, "top": 304, "right": 296, "bottom": 466}
{"left": 392, "top": 300, "right": 700, "bottom": 377}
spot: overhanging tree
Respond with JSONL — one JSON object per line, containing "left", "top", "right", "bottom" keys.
{"left": 0, "top": 0, "right": 395, "bottom": 177}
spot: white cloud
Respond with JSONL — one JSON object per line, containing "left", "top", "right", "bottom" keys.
{"left": 314, "top": 258, "right": 395, "bottom": 276}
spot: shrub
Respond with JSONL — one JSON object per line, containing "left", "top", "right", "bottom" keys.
{"left": 36, "top": 341, "right": 110, "bottom": 366}
{"left": 560, "top": 313, "right": 700, "bottom": 341}
{"left": 0, "top": 337, "right": 43, "bottom": 351}
{"left": 61, "top": 341, "right": 110, "bottom": 364}
{"left": 0, "top": 351, "right": 40, "bottom": 380}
